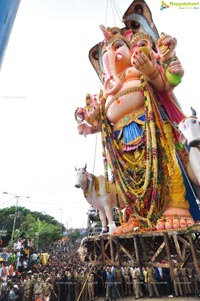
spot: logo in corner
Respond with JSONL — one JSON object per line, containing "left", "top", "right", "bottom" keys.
{"left": 160, "top": 1, "right": 170, "bottom": 10}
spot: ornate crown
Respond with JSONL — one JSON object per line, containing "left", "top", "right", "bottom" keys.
{"left": 130, "top": 32, "right": 153, "bottom": 45}
{"left": 101, "top": 30, "right": 131, "bottom": 53}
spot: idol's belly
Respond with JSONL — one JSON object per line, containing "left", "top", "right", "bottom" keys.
{"left": 105, "top": 79, "right": 144, "bottom": 124}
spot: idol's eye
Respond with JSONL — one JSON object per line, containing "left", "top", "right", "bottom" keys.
{"left": 113, "top": 40, "right": 124, "bottom": 50}
{"left": 112, "top": 27, "right": 120, "bottom": 35}
{"left": 138, "top": 40, "right": 148, "bottom": 47}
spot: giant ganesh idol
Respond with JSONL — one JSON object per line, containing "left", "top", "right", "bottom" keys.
{"left": 75, "top": 0, "right": 200, "bottom": 234}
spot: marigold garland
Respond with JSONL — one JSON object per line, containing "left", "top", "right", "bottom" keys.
{"left": 99, "top": 75, "right": 173, "bottom": 227}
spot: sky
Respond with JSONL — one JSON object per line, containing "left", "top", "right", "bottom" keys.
{"left": 0, "top": 0, "right": 199, "bottom": 230}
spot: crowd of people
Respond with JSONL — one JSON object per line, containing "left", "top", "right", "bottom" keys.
{"left": 0, "top": 237, "right": 199, "bottom": 300}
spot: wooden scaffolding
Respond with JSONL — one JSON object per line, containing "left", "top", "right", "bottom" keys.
{"left": 80, "top": 224, "right": 200, "bottom": 280}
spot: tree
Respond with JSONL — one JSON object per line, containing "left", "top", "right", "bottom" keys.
{"left": 0, "top": 207, "right": 62, "bottom": 249}
{"left": 26, "top": 217, "right": 61, "bottom": 251}
{"left": 67, "top": 229, "right": 81, "bottom": 244}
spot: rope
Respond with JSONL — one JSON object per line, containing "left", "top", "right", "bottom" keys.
{"left": 104, "top": 0, "right": 124, "bottom": 28}
{"left": 110, "top": 0, "right": 123, "bottom": 27}
{"left": 92, "top": 133, "right": 98, "bottom": 175}
{"left": 104, "top": 0, "right": 109, "bottom": 27}
{"left": 76, "top": 263, "right": 95, "bottom": 301}
{"left": 89, "top": 0, "right": 125, "bottom": 226}
{"left": 89, "top": 133, "right": 99, "bottom": 223}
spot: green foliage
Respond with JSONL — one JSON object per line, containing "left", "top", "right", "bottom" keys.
{"left": 67, "top": 229, "right": 81, "bottom": 243}
{"left": 0, "top": 206, "right": 62, "bottom": 249}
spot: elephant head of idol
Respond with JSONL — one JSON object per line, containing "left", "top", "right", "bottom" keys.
{"left": 88, "top": 0, "right": 160, "bottom": 94}
{"left": 88, "top": 25, "right": 133, "bottom": 96}
{"left": 99, "top": 25, "right": 132, "bottom": 96}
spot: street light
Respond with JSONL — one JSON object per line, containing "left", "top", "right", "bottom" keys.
{"left": 3, "top": 192, "right": 30, "bottom": 246}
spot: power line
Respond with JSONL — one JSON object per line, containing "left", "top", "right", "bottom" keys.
{"left": 0, "top": 196, "right": 16, "bottom": 206}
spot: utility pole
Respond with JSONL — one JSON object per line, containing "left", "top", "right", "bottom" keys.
{"left": 11, "top": 195, "right": 19, "bottom": 246}
{"left": 3, "top": 192, "right": 30, "bottom": 246}
{"left": 59, "top": 208, "right": 64, "bottom": 235}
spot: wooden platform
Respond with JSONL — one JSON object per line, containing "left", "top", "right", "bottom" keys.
{"left": 80, "top": 224, "right": 200, "bottom": 280}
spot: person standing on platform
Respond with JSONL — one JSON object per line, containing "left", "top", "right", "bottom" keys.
{"left": 87, "top": 271, "right": 95, "bottom": 301}
{"left": 130, "top": 266, "right": 143, "bottom": 299}
{"left": 146, "top": 266, "right": 160, "bottom": 298}
{"left": 123, "top": 266, "right": 132, "bottom": 296}
{"left": 106, "top": 267, "right": 117, "bottom": 301}
{"left": 142, "top": 266, "right": 148, "bottom": 296}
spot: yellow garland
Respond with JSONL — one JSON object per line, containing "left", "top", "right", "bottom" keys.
{"left": 83, "top": 175, "right": 100, "bottom": 198}
{"left": 99, "top": 74, "right": 169, "bottom": 227}
{"left": 118, "top": 208, "right": 124, "bottom": 225}
{"left": 123, "top": 148, "right": 145, "bottom": 166}
{"left": 94, "top": 176, "right": 100, "bottom": 196}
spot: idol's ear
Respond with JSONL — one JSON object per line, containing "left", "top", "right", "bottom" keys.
{"left": 122, "top": 0, "right": 159, "bottom": 43}
{"left": 89, "top": 42, "right": 104, "bottom": 84}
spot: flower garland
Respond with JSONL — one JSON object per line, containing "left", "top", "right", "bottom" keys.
{"left": 83, "top": 174, "right": 100, "bottom": 197}
{"left": 99, "top": 75, "right": 170, "bottom": 227}
{"left": 94, "top": 175, "right": 100, "bottom": 196}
